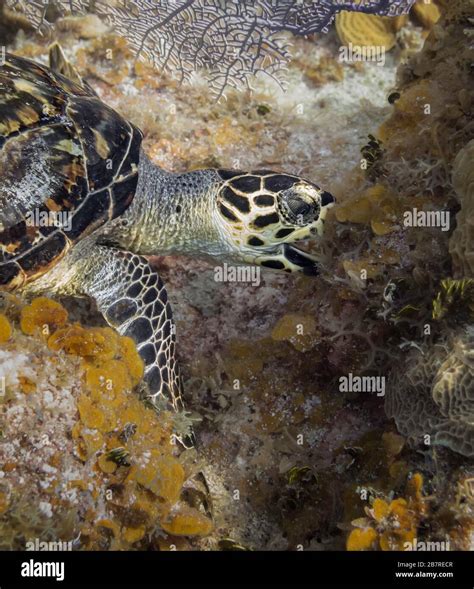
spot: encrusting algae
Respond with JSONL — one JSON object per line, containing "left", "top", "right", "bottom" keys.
{"left": 0, "top": 296, "right": 212, "bottom": 550}
{"left": 0, "top": 314, "right": 12, "bottom": 343}
{"left": 20, "top": 297, "right": 68, "bottom": 336}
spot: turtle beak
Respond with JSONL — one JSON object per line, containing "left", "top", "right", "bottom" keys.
{"left": 309, "top": 190, "right": 335, "bottom": 237}
{"left": 321, "top": 191, "right": 335, "bottom": 207}
{"left": 282, "top": 244, "right": 320, "bottom": 275}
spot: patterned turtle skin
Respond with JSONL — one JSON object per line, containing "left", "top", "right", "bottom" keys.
{"left": 0, "top": 52, "right": 142, "bottom": 290}
{"left": 0, "top": 48, "right": 335, "bottom": 443}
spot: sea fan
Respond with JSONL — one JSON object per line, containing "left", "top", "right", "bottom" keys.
{"left": 5, "top": 0, "right": 416, "bottom": 97}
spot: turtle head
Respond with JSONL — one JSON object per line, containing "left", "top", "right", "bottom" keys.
{"left": 214, "top": 170, "right": 335, "bottom": 275}
{"left": 123, "top": 159, "right": 334, "bottom": 276}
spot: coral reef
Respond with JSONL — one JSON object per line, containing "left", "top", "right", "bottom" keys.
{"left": 347, "top": 473, "right": 428, "bottom": 551}
{"left": 4, "top": 0, "right": 416, "bottom": 98}
{"left": 432, "top": 278, "right": 474, "bottom": 323}
{"left": 449, "top": 141, "right": 474, "bottom": 278}
{"left": 379, "top": 1, "right": 474, "bottom": 459}
{"left": 1, "top": 0, "right": 473, "bottom": 553}
{"left": 335, "top": 0, "right": 440, "bottom": 52}
{"left": 336, "top": 12, "right": 398, "bottom": 51}
{"left": 385, "top": 327, "right": 474, "bottom": 457}
{"left": 0, "top": 296, "right": 211, "bottom": 550}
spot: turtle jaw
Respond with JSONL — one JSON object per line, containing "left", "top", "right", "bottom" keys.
{"left": 242, "top": 243, "right": 321, "bottom": 275}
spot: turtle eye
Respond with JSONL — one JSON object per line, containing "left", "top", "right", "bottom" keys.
{"left": 286, "top": 194, "right": 314, "bottom": 218}
{"left": 279, "top": 185, "right": 321, "bottom": 225}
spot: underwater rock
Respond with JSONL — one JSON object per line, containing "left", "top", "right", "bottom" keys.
{"left": 436, "top": 0, "right": 474, "bottom": 21}
{"left": 0, "top": 296, "right": 211, "bottom": 549}
{"left": 271, "top": 313, "right": 319, "bottom": 352}
{"left": 55, "top": 14, "right": 110, "bottom": 39}
{"left": 0, "top": 0, "right": 33, "bottom": 44}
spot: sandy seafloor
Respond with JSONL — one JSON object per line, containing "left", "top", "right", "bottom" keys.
{"left": 0, "top": 2, "right": 473, "bottom": 552}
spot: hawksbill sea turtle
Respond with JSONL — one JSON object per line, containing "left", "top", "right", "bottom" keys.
{"left": 0, "top": 45, "right": 335, "bottom": 433}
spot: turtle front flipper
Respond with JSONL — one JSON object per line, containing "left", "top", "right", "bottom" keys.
{"left": 79, "top": 245, "right": 185, "bottom": 414}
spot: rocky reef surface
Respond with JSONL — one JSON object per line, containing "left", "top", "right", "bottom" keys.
{"left": 0, "top": 0, "right": 473, "bottom": 551}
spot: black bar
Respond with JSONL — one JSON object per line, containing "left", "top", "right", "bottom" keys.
{"left": 0, "top": 551, "right": 472, "bottom": 587}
